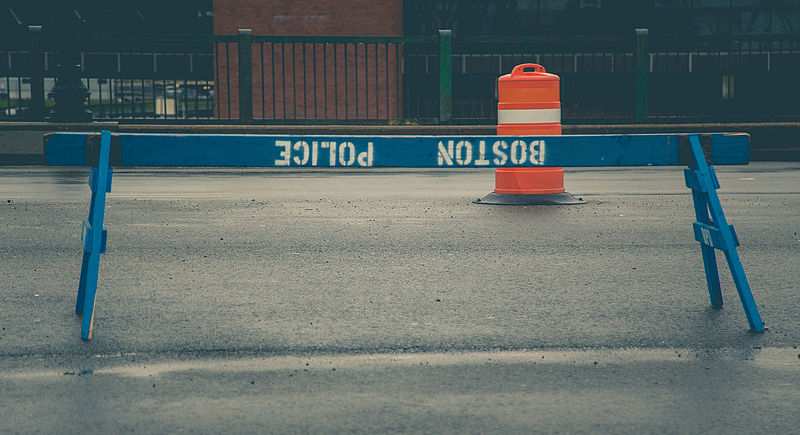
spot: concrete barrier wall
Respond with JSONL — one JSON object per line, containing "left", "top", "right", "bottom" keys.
{"left": 0, "top": 122, "right": 118, "bottom": 165}
{"left": 1, "top": 121, "right": 799, "bottom": 164}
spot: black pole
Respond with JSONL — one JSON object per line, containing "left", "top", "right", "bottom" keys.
{"left": 237, "top": 29, "right": 253, "bottom": 123}
{"left": 29, "top": 26, "right": 45, "bottom": 121}
{"left": 47, "top": 8, "right": 92, "bottom": 122}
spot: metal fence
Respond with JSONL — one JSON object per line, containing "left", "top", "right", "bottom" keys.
{"left": 1, "top": 31, "right": 216, "bottom": 121}
{"left": 2, "top": 28, "right": 799, "bottom": 124}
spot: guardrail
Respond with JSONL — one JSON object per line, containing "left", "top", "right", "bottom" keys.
{"left": 3, "top": 29, "right": 800, "bottom": 123}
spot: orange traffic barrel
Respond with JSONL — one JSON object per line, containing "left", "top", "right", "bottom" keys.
{"left": 476, "top": 63, "right": 584, "bottom": 205}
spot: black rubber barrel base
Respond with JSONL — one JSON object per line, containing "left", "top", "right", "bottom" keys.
{"left": 473, "top": 192, "right": 586, "bottom": 205}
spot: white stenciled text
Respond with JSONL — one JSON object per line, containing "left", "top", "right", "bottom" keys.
{"left": 437, "top": 139, "right": 546, "bottom": 166}
{"left": 274, "top": 140, "right": 374, "bottom": 167}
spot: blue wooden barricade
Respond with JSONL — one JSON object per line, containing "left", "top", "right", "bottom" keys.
{"left": 75, "top": 130, "right": 112, "bottom": 340}
{"left": 45, "top": 132, "right": 750, "bottom": 167}
{"left": 53, "top": 131, "right": 763, "bottom": 338}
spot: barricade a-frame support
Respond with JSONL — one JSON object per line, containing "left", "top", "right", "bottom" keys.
{"left": 682, "top": 134, "right": 764, "bottom": 332}
{"left": 75, "top": 130, "right": 112, "bottom": 340}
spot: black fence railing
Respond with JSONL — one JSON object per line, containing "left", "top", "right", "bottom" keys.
{"left": 1, "top": 31, "right": 217, "bottom": 121}
{"left": 2, "top": 28, "right": 799, "bottom": 124}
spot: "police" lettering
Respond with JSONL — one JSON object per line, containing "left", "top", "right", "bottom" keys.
{"left": 275, "top": 140, "right": 374, "bottom": 167}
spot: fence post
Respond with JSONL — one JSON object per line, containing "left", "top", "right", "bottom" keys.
{"left": 634, "top": 28, "right": 649, "bottom": 123}
{"left": 237, "top": 28, "right": 253, "bottom": 123}
{"left": 29, "top": 25, "right": 45, "bottom": 121}
{"left": 438, "top": 29, "right": 452, "bottom": 124}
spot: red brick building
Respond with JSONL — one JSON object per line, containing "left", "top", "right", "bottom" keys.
{"left": 212, "top": 0, "right": 403, "bottom": 120}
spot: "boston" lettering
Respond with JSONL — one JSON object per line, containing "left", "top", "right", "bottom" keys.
{"left": 437, "top": 139, "right": 546, "bottom": 166}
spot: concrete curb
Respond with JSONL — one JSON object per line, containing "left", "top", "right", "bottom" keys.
{"left": 2, "top": 121, "right": 799, "bottom": 164}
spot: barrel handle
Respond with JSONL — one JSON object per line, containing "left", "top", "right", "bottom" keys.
{"left": 511, "top": 63, "right": 546, "bottom": 75}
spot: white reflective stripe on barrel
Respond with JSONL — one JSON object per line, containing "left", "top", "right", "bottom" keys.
{"left": 497, "top": 108, "right": 561, "bottom": 124}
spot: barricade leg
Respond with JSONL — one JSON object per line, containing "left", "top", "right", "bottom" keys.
{"left": 75, "top": 249, "right": 90, "bottom": 313}
{"left": 689, "top": 190, "right": 723, "bottom": 307}
{"left": 76, "top": 187, "right": 98, "bottom": 314}
{"left": 75, "top": 130, "right": 113, "bottom": 340}
{"left": 724, "top": 245, "right": 764, "bottom": 332}
{"left": 684, "top": 134, "right": 764, "bottom": 332}
{"left": 80, "top": 243, "right": 103, "bottom": 340}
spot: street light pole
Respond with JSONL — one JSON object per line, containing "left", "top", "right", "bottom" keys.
{"left": 47, "top": 7, "right": 92, "bottom": 122}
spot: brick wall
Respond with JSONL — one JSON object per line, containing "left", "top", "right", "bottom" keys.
{"left": 212, "top": 0, "right": 404, "bottom": 121}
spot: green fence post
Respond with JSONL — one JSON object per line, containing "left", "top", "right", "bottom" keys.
{"left": 634, "top": 28, "right": 649, "bottom": 123}
{"left": 237, "top": 29, "right": 253, "bottom": 123}
{"left": 438, "top": 29, "right": 452, "bottom": 124}
{"left": 29, "top": 25, "right": 45, "bottom": 121}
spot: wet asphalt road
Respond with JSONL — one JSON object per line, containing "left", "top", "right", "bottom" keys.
{"left": 1, "top": 164, "right": 800, "bottom": 433}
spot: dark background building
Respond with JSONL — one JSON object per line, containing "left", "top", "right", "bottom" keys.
{"left": 3, "top": 1, "right": 798, "bottom": 38}
{"left": 403, "top": 0, "right": 800, "bottom": 36}
{"left": 1, "top": 1, "right": 799, "bottom": 123}
{"left": 1, "top": 1, "right": 213, "bottom": 36}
